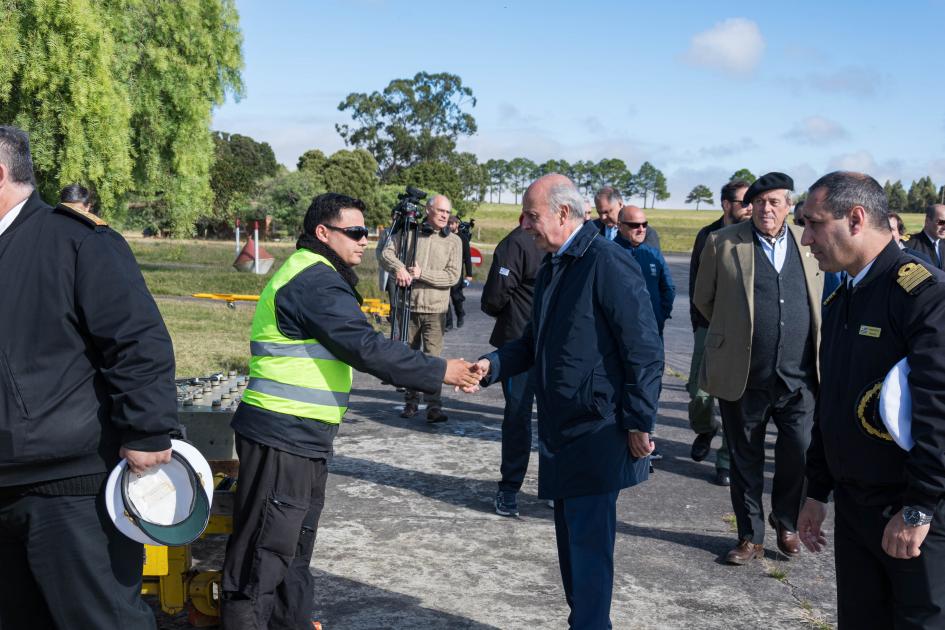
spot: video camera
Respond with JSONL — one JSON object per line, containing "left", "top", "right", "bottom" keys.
{"left": 390, "top": 186, "right": 427, "bottom": 234}
{"left": 387, "top": 186, "right": 428, "bottom": 343}
{"left": 457, "top": 218, "right": 475, "bottom": 239}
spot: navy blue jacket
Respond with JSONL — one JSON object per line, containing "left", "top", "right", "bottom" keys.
{"left": 483, "top": 221, "right": 663, "bottom": 499}
{"left": 614, "top": 234, "right": 675, "bottom": 333}
{"left": 0, "top": 191, "right": 179, "bottom": 487}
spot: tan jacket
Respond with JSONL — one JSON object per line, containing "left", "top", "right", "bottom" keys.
{"left": 693, "top": 220, "right": 823, "bottom": 401}
{"left": 380, "top": 228, "right": 462, "bottom": 313}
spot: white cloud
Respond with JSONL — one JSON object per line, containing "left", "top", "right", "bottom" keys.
{"left": 496, "top": 102, "right": 539, "bottom": 126}
{"left": 826, "top": 151, "right": 905, "bottom": 184}
{"left": 681, "top": 18, "right": 765, "bottom": 76}
{"left": 807, "top": 66, "right": 883, "bottom": 97}
{"left": 784, "top": 116, "right": 850, "bottom": 146}
{"left": 581, "top": 116, "right": 606, "bottom": 135}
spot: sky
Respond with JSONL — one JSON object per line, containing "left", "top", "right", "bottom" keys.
{"left": 213, "top": 0, "right": 945, "bottom": 209}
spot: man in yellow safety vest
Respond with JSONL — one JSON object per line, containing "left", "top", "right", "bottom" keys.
{"left": 221, "top": 192, "right": 480, "bottom": 629}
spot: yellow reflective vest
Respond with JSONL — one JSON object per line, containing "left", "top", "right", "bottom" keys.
{"left": 241, "top": 249, "right": 353, "bottom": 424}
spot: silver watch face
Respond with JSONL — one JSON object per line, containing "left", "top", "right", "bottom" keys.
{"left": 903, "top": 507, "right": 932, "bottom": 526}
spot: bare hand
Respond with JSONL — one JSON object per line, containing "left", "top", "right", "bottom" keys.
{"left": 472, "top": 358, "right": 491, "bottom": 381}
{"left": 395, "top": 268, "right": 413, "bottom": 287}
{"left": 628, "top": 432, "right": 654, "bottom": 458}
{"left": 407, "top": 265, "right": 422, "bottom": 279}
{"left": 120, "top": 447, "right": 172, "bottom": 475}
{"left": 882, "top": 508, "right": 930, "bottom": 559}
{"left": 798, "top": 498, "right": 829, "bottom": 553}
{"left": 444, "top": 358, "right": 482, "bottom": 392}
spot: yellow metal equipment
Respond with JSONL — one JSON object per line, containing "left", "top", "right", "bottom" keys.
{"left": 193, "top": 292, "right": 391, "bottom": 319}
{"left": 142, "top": 474, "right": 235, "bottom": 625}
{"left": 360, "top": 297, "right": 391, "bottom": 319}
{"left": 191, "top": 292, "right": 260, "bottom": 305}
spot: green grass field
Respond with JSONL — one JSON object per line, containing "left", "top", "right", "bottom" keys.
{"left": 470, "top": 203, "right": 930, "bottom": 253}
{"left": 131, "top": 205, "right": 929, "bottom": 376}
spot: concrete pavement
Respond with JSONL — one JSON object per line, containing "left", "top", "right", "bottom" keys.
{"left": 170, "top": 253, "right": 838, "bottom": 629}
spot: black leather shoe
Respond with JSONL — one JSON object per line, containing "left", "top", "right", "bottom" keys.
{"left": 456, "top": 317, "right": 464, "bottom": 328}
{"left": 426, "top": 408, "right": 448, "bottom": 423}
{"left": 400, "top": 403, "right": 418, "bottom": 418}
{"left": 690, "top": 428, "right": 717, "bottom": 462}
{"left": 714, "top": 469, "right": 731, "bottom": 486}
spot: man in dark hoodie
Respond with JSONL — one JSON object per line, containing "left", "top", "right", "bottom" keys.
{"left": 0, "top": 125, "right": 178, "bottom": 628}
{"left": 221, "top": 192, "right": 481, "bottom": 629}
{"left": 481, "top": 220, "right": 542, "bottom": 517}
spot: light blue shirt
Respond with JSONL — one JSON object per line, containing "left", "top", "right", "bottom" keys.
{"left": 555, "top": 224, "right": 583, "bottom": 257}
{"left": 604, "top": 225, "right": 618, "bottom": 241}
{"left": 754, "top": 226, "right": 788, "bottom": 272}
{"left": 849, "top": 258, "right": 876, "bottom": 288}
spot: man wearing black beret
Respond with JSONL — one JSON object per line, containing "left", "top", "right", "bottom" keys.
{"left": 694, "top": 171, "right": 823, "bottom": 564}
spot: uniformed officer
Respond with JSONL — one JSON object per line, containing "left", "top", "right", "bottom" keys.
{"left": 0, "top": 126, "right": 178, "bottom": 628}
{"left": 797, "top": 171, "right": 945, "bottom": 628}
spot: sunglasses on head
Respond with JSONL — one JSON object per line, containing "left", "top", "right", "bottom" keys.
{"left": 325, "top": 225, "right": 369, "bottom": 240}
{"left": 620, "top": 221, "right": 648, "bottom": 229}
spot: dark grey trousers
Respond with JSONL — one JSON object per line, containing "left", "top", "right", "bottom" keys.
{"left": 221, "top": 434, "right": 328, "bottom": 630}
{"left": 718, "top": 385, "right": 814, "bottom": 544}
{"left": 0, "top": 493, "right": 155, "bottom": 629}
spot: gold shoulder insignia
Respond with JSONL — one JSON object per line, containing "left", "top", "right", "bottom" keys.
{"left": 822, "top": 284, "right": 841, "bottom": 307}
{"left": 897, "top": 262, "right": 933, "bottom": 294}
{"left": 56, "top": 202, "right": 107, "bottom": 228}
{"left": 901, "top": 234, "right": 911, "bottom": 242}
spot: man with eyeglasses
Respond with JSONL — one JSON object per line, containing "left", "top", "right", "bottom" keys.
{"left": 381, "top": 194, "right": 463, "bottom": 422}
{"left": 904, "top": 203, "right": 945, "bottom": 270}
{"left": 222, "top": 193, "right": 480, "bottom": 628}
{"left": 686, "top": 180, "right": 751, "bottom": 486}
{"left": 593, "top": 185, "right": 661, "bottom": 248}
{"left": 694, "top": 172, "right": 823, "bottom": 565}
{"left": 614, "top": 206, "right": 675, "bottom": 335}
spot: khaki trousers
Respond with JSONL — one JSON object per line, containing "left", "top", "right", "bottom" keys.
{"left": 405, "top": 311, "right": 446, "bottom": 408}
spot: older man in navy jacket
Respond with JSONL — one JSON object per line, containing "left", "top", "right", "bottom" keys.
{"left": 476, "top": 174, "right": 663, "bottom": 629}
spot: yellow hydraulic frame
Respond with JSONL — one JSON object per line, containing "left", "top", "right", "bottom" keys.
{"left": 141, "top": 477, "right": 234, "bottom": 625}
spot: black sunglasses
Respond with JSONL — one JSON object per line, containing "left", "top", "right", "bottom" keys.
{"left": 620, "top": 221, "right": 648, "bottom": 229}
{"left": 325, "top": 225, "right": 369, "bottom": 240}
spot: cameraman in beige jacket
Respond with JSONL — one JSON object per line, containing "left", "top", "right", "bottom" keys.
{"left": 380, "top": 194, "right": 462, "bottom": 422}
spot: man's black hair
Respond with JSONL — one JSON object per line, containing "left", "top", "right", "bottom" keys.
{"left": 303, "top": 192, "right": 366, "bottom": 235}
{"left": 721, "top": 179, "right": 750, "bottom": 203}
{"left": 808, "top": 171, "right": 889, "bottom": 230}
{"left": 0, "top": 126, "right": 36, "bottom": 186}
{"left": 60, "top": 183, "right": 91, "bottom": 205}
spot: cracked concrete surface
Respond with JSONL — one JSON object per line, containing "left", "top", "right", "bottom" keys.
{"left": 161, "top": 253, "right": 838, "bottom": 629}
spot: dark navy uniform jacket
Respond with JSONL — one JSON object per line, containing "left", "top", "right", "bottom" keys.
{"left": 0, "top": 191, "right": 178, "bottom": 488}
{"left": 483, "top": 221, "right": 663, "bottom": 499}
{"left": 807, "top": 240, "right": 945, "bottom": 513}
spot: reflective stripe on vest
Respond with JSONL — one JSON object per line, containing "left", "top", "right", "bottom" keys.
{"left": 250, "top": 341, "right": 339, "bottom": 361}
{"left": 240, "top": 249, "right": 353, "bottom": 424}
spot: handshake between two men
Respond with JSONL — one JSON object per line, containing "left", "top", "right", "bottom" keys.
{"left": 444, "top": 358, "right": 654, "bottom": 461}
{"left": 443, "top": 358, "right": 489, "bottom": 393}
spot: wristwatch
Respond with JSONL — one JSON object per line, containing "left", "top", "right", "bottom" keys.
{"left": 902, "top": 506, "right": 934, "bottom": 527}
